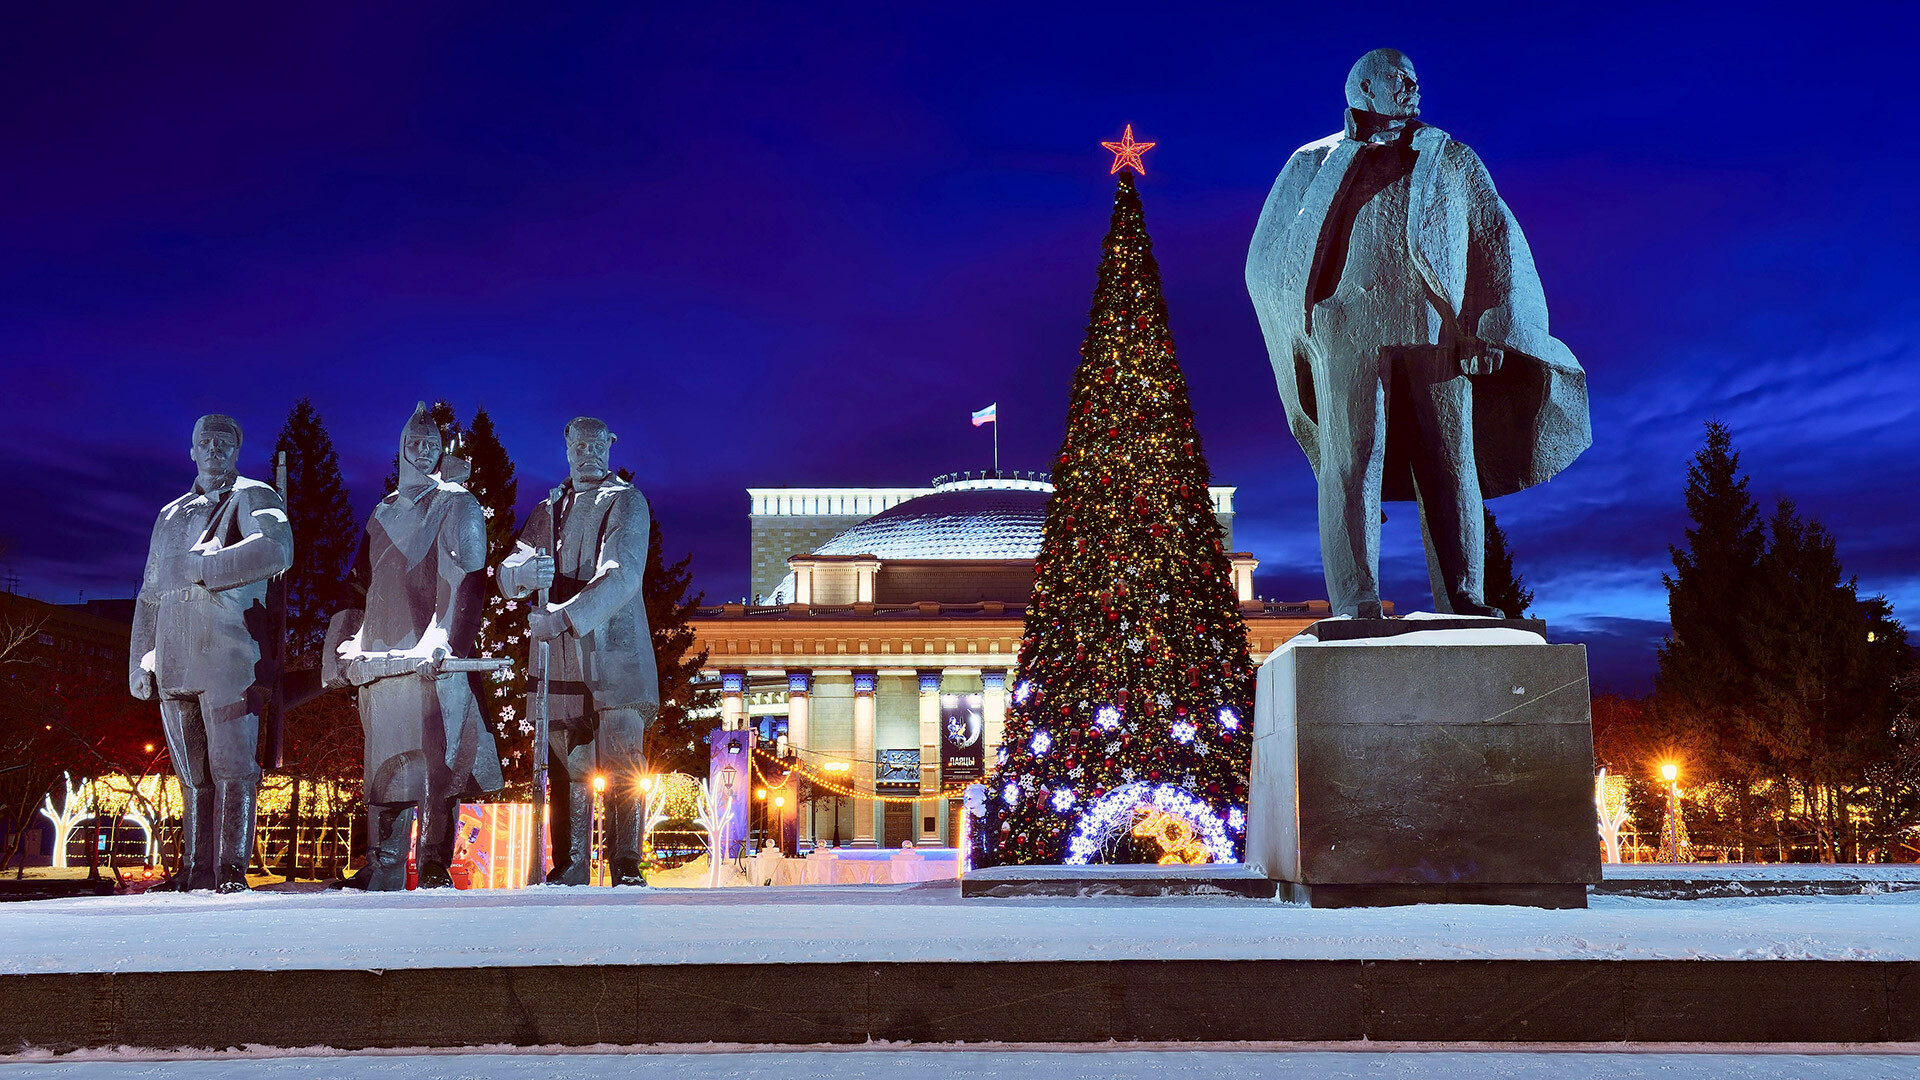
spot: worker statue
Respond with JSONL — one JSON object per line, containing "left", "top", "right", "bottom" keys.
{"left": 498, "top": 417, "right": 658, "bottom": 886}
{"left": 324, "top": 403, "right": 504, "bottom": 890}
{"left": 130, "top": 414, "right": 294, "bottom": 892}
{"left": 1246, "top": 48, "right": 1590, "bottom": 618}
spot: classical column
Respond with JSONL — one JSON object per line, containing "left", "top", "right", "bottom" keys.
{"left": 787, "top": 671, "right": 812, "bottom": 845}
{"left": 982, "top": 670, "right": 1008, "bottom": 778}
{"left": 720, "top": 671, "right": 746, "bottom": 731}
{"left": 918, "top": 670, "right": 941, "bottom": 843}
{"left": 852, "top": 670, "right": 877, "bottom": 848}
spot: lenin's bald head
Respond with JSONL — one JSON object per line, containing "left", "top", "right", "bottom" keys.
{"left": 1345, "top": 48, "right": 1420, "bottom": 119}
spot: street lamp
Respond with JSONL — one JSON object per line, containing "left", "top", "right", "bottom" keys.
{"left": 822, "top": 760, "right": 851, "bottom": 848}
{"left": 591, "top": 774, "right": 607, "bottom": 883}
{"left": 1658, "top": 762, "right": 1682, "bottom": 863}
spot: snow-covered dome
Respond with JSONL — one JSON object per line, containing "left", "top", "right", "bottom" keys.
{"left": 812, "top": 474, "right": 1053, "bottom": 561}
{"left": 762, "top": 473, "right": 1053, "bottom": 603}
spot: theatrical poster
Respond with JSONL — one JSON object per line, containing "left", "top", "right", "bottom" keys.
{"left": 939, "top": 692, "right": 984, "bottom": 783}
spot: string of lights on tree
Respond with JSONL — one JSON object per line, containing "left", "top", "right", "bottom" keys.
{"left": 980, "top": 130, "right": 1254, "bottom": 866}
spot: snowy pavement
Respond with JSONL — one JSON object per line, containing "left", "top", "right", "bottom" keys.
{"left": 4, "top": 881, "right": 1918, "bottom": 974}
{"left": 1, "top": 1047, "right": 1917, "bottom": 1080}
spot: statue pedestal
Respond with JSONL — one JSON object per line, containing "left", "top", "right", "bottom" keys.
{"left": 1247, "top": 618, "right": 1600, "bottom": 908}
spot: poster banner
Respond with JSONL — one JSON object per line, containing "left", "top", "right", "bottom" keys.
{"left": 939, "top": 692, "right": 984, "bottom": 782}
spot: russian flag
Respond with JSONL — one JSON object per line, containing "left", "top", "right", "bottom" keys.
{"left": 971, "top": 403, "right": 998, "bottom": 427}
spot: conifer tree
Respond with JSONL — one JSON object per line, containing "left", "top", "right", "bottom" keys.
{"left": 641, "top": 514, "right": 717, "bottom": 775}
{"left": 270, "top": 400, "right": 358, "bottom": 668}
{"left": 985, "top": 172, "right": 1253, "bottom": 866}
{"left": 1655, "top": 421, "right": 1768, "bottom": 844}
{"left": 1483, "top": 509, "right": 1533, "bottom": 619}
{"left": 1739, "top": 500, "right": 1908, "bottom": 859}
{"left": 1658, "top": 421, "right": 1766, "bottom": 713}
{"left": 462, "top": 406, "right": 532, "bottom": 787}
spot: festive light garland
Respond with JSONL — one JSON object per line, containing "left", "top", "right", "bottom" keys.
{"left": 753, "top": 748, "right": 976, "bottom": 805}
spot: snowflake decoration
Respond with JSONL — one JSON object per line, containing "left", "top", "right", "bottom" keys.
{"left": 1002, "top": 782, "right": 1020, "bottom": 806}
{"left": 1050, "top": 787, "right": 1076, "bottom": 812}
{"left": 1031, "top": 730, "right": 1053, "bottom": 756}
{"left": 1171, "top": 721, "right": 1197, "bottom": 744}
{"left": 1217, "top": 707, "right": 1240, "bottom": 730}
{"left": 1014, "top": 681, "right": 1034, "bottom": 705}
{"left": 1095, "top": 705, "right": 1122, "bottom": 732}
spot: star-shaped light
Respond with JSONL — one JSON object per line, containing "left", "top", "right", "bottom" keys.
{"left": 1101, "top": 124, "right": 1156, "bottom": 175}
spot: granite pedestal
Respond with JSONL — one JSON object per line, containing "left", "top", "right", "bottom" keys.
{"left": 1247, "top": 618, "right": 1600, "bottom": 908}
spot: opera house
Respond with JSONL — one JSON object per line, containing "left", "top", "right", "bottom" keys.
{"left": 689, "top": 472, "right": 1329, "bottom": 850}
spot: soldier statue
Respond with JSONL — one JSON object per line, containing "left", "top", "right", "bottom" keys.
{"left": 130, "top": 414, "right": 294, "bottom": 892}
{"left": 325, "top": 404, "right": 503, "bottom": 889}
{"left": 499, "top": 417, "right": 658, "bottom": 886}
{"left": 1246, "top": 48, "right": 1590, "bottom": 618}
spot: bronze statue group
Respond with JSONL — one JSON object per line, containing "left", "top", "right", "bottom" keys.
{"left": 127, "top": 48, "right": 1585, "bottom": 894}
{"left": 132, "top": 405, "right": 656, "bottom": 892}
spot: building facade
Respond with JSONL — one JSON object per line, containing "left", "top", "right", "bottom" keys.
{"left": 690, "top": 474, "right": 1327, "bottom": 849}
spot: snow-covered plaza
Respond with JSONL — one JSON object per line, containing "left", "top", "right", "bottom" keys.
{"left": 5, "top": 878, "right": 1919, "bottom": 974}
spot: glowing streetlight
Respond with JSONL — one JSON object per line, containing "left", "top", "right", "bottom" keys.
{"left": 755, "top": 787, "right": 767, "bottom": 800}
{"left": 1660, "top": 763, "right": 1677, "bottom": 784}
{"left": 638, "top": 775, "right": 655, "bottom": 793}
{"left": 592, "top": 775, "right": 607, "bottom": 794}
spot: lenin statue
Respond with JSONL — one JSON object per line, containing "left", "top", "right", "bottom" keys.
{"left": 498, "top": 417, "right": 658, "bottom": 886}
{"left": 1246, "top": 48, "right": 1590, "bottom": 618}
{"left": 325, "top": 404, "right": 503, "bottom": 889}
{"left": 130, "top": 414, "right": 294, "bottom": 892}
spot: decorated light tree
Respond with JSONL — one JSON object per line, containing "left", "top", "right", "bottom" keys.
{"left": 983, "top": 133, "right": 1254, "bottom": 867}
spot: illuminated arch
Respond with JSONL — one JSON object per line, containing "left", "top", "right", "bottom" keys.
{"left": 1064, "top": 782, "right": 1235, "bottom": 865}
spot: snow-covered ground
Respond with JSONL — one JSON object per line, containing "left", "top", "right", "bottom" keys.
{"left": 1, "top": 1047, "right": 1917, "bottom": 1080}
{"left": 4, "top": 882, "right": 1918, "bottom": 974}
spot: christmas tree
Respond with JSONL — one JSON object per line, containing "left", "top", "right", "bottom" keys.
{"left": 984, "top": 159, "right": 1253, "bottom": 867}
{"left": 462, "top": 406, "right": 532, "bottom": 789}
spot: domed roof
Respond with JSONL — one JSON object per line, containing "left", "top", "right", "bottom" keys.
{"left": 813, "top": 475, "right": 1053, "bottom": 560}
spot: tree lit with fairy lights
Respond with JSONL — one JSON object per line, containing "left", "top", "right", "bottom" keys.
{"left": 980, "top": 135, "right": 1253, "bottom": 866}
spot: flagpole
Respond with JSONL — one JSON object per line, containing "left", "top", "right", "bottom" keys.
{"left": 993, "top": 416, "right": 999, "bottom": 473}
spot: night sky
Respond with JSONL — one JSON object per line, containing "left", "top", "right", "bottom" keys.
{"left": 2, "top": 5, "right": 1914, "bottom": 693}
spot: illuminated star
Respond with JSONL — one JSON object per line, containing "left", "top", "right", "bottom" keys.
{"left": 1101, "top": 124, "right": 1156, "bottom": 175}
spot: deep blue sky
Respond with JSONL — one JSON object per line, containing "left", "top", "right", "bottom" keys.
{"left": 3, "top": 4, "right": 1915, "bottom": 692}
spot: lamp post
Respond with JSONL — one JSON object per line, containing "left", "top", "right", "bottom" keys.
{"left": 591, "top": 774, "right": 607, "bottom": 884}
{"left": 823, "top": 760, "right": 851, "bottom": 848}
{"left": 1658, "top": 762, "right": 1682, "bottom": 863}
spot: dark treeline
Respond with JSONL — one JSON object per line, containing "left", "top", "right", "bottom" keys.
{"left": 1594, "top": 422, "right": 1918, "bottom": 862}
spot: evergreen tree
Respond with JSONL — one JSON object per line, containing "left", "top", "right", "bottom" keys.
{"left": 1657, "top": 421, "right": 1766, "bottom": 712}
{"left": 1655, "top": 420, "right": 1767, "bottom": 843}
{"left": 1739, "top": 500, "right": 1908, "bottom": 860}
{"left": 462, "top": 406, "right": 532, "bottom": 788}
{"left": 270, "top": 400, "right": 359, "bottom": 669}
{"left": 985, "top": 172, "right": 1253, "bottom": 867}
{"left": 1482, "top": 509, "right": 1533, "bottom": 619}
{"left": 641, "top": 512, "right": 718, "bottom": 775}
